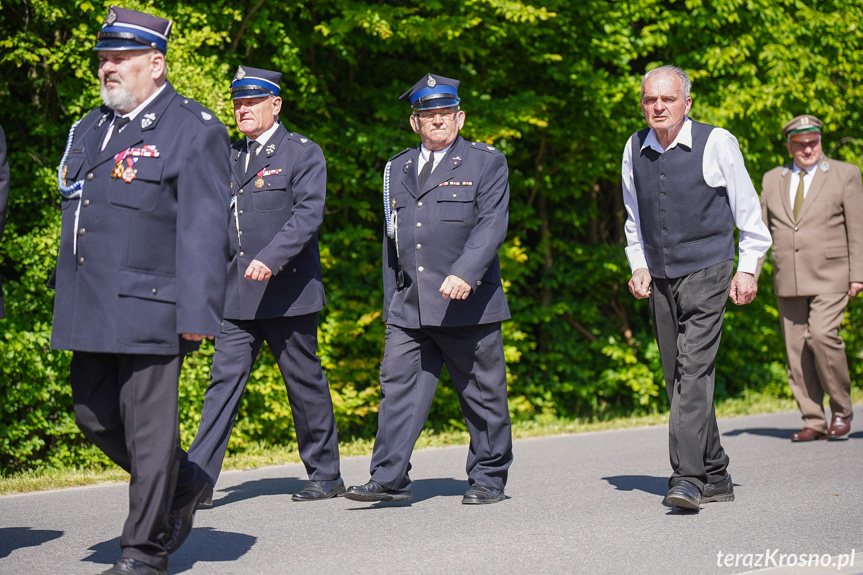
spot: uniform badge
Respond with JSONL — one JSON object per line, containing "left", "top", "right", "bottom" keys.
{"left": 820, "top": 161, "right": 830, "bottom": 173}
{"left": 266, "top": 144, "right": 276, "bottom": 156}
{"left": 141, "top": 112, "right": 157, "bottom": 129}
{"left": 235, "top": 66, "right": 246, "bottom": 81}
{"left": 122, "top": 161, "right": 138, "bottom": 183}
{"left": 112, "top": 161, "right": 125, "bottom": 179}
{"left": 255, "top": 178, "right": 264, "bottom": 188}
{"left": 105, "top": 7, "right": 117, "bottom": 25}
{"left": 427, "top": 74, "right": 436, "bottom": 88}
{"left": 392, "top": 198, "right": 396, "bottom": 209}
{"left": 201, "top": 111, "right": 212, "bottom": 121}
{"left": 403, "top": 158, "right": 413, "bottom": 173}
{"left": 98, "top": 113, "right": 110, "bottom": 128}
{"left": 781, "top": 167, "right": 789, "bottom": 176}
{"left": 61, "top": 165, "right": 68, "bottom": 186}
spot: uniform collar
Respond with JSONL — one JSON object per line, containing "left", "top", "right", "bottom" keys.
{"left": 246, "top": 120, "right": 280, "bottom": 150}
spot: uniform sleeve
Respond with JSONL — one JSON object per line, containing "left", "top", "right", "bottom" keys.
{"left": 704, "top": 128, "right": 772, "bottom": 274}
{"left": 842, "top": 164, "right": 863, "bottom": 282}
{"left": 175, "top": 120, "right": 231, "bottom": 336}
{"left": 621, "top": 135, "right": 648, "bottom": 273}
{"left": 447, "top": 151, "right": 509, "bottom": 287}
{"left": 254, "top": 142, "right": 326, "bottom": 270}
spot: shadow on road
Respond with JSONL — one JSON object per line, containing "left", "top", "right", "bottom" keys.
{"left": 0, "top": 527, "right": 63, "bottom": 558}
{"left": 83, "top": 528, "right": 256, "bottom": 573}
{"left": 207, "top": 476, "right": 308, "bottom": 508}
{"left": 723, "top": 427, "right": 797, "bottom": 439}
{"left": 602, "top": 475, "right": 667, "bottom": 496}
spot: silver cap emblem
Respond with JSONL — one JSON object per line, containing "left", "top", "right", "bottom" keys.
{"left": 427, "top": 75, "right": 436, "bottom": 88}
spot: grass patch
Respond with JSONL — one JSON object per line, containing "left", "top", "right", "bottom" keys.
{"left": 3, "top": 387, "right": 860, "bottom": 496}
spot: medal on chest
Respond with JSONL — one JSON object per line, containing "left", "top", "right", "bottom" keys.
{"left": 111, "top": 145, "right": 160, "bottom": 183}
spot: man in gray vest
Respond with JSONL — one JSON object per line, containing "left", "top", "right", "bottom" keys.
{"left": 621, "top": 65, "right": 772, "bottom": 512}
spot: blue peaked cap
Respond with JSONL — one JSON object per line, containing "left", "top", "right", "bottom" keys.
{"left": 231, "top": 66, "right": 282, "bottom": 100}
{"left": 94, "top": 6, "right": 172, "bottom": 54}
{"left": 400, "top": 73, "right": 460, "bottom": 111}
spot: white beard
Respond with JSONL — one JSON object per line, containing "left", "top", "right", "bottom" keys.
{"left": 100, "top": 83, "right": 138, "bottom": 113}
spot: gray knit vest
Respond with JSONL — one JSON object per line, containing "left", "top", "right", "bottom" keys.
{"left": 632, "top": 120, "right": 735, "bottom": 279}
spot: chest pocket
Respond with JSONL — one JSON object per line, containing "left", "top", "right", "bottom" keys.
{"left": 437, "top": 186, "right": 476, "bottom": 222}
{"left": 252, "top": 174, "right": 289, "bottom": 212}
{"left": 108, "top": 158, "right": 165, "bottom": 212}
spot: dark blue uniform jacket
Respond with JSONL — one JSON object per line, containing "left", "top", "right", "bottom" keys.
{"left": 51, "top": 83, "right": 231, "bottom": 355}
{"left": 383, "top": 135, "right": 511, "bottom": 328}
{"left": 224, "top": 123, "right": 326, "bottom": 320}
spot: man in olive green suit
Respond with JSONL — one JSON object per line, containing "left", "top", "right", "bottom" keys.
{"left": 760, "top": 114, "right": 863, "bottom": 442}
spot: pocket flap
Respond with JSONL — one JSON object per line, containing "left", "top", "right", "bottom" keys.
{"left": 256, "top": 174, "right": 287, "bottom": 191}
{"left": 118, "top": 269, "right": 176, "bottom": 302}
{"left": 437, "top": 187, "right": 476, "bottom": 202}
{"left": 825, "top": 246, "right": 849, "bottom": 259}
{"left": 132, "top": 159, "right": 165, "bottom": 183}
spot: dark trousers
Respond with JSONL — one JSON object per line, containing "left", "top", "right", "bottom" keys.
{"left": 370, "top": 323, "right": 513, "bottom": 491}
{"left": 649, "top": 260, "right": 732, "bottom": 491}
{"left": 185, "top": 313, "right": 340, "bottom": 486}
{"left": 70, "top": 352, "right": 185, "bottom": 571}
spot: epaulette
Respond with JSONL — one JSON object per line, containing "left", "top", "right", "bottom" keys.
{"left": 469, "top": 141, "right": 501, "bottom": 154}
{"left": 285, "top": 132, "right": 315, "bottom": 146}
{"left": 388, "top": 148, "right": 412, "bottom": 162}
{"left": 178, "top": 97, "right": 218, "bottom": 124}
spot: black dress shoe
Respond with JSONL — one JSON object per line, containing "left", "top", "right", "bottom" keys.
{"left": 292, "top": 477, "right": 347, "bottom": 501}
{"left": 165, "top": 482, "right": 213, "bottom": 554}
{"left": 344, "top": 480, "right": 412, "bottom": 502}
{"left": 666, "top": 480, "right": 701, "bottom": 511}
{"left": 100, "top": 557, "right": 166, "bottom": 575}
{"left": 702, "top": 474, "right": 734, "bottom": 504}
{"left": 462, "top": 486, "right": 505, "bottom": 504}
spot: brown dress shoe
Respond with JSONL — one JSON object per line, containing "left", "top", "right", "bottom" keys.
{"left": 790, "top": 428, "right": 827, "bottom": 442}
{"left": 828, "top": 414, "right": 852, "bottom": 439}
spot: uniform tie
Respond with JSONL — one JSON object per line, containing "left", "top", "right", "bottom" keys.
{"left": 246, "top": 140, "right": 260, "bottom": 174}
{"left": 418, "top": 151, "right": 434, "bottom": 188}
{"left": 112, "top": 116, "right": 131, "bottom": 139}
{"left": 793, "top": 168, "right": 805, "bottom": 219}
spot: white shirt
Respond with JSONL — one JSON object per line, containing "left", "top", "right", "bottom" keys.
{"left": 621, "top": 117, "right": 772, "bottom": 275}
{"left": 244, "top": 121, "right": 280, "bottom": 171}
{"left": 101, "top": 84, "right": 167, "bottom": 151}
{"left": 789, "top": 163, "right": 814, "bottom": 205}
{"left": 417, "top": 142, "right": 453, "bottom": 176}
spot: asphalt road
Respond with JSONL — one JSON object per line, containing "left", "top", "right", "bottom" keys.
{"left": 2, "top": 408, "right": 862, "bottom": 575}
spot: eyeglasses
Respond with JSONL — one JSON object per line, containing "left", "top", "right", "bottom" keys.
{"left": 415, "top": 109, "right": 458, "bottom": 122}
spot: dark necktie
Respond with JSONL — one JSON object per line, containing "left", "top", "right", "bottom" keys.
{"left": 793, "top": 169, "right": 805, "bottom": 219}
{"left": 112, "top": 116, "right": 130, "bottom": 139}
{"left": 246, "top": 140, "right": 260, "bottom": 174}
{"left": 418, "top": 151, "right": 434, "bottom": 188}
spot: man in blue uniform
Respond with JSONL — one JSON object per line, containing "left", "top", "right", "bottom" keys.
{"left": 345, "top": 73, "right": 513, "bottom": 505}
{"left": 175, "top": 66, "right": 342, "bottom": 511}
{"left": 51, "top": 6, "right": 230, "bottom": 574}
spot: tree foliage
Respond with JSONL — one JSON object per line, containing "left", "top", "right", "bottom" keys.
{"left": 1, "top": 0, "right": 861, "bottom": 473}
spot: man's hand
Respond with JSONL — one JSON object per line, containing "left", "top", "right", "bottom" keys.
{"left": 628, "top": 268, "right": 652, "bottom": 299}
{"left": 729, "top": 271, "right": 758, "bottom": 305}
{"left": 244, "top": 259, "right": 273, "bottom": 281}
{"left": 181, "top": 333, "right": 210, "bottom": 342}
{"left": 849, "top": 282, "right": 863, "bottom": 298}
{"left": 439, "top": 275, "right": 471, "bottom": 300}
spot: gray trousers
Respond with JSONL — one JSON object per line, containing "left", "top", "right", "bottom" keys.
{"left": 71, "top": 352, "right": 184, "bottom": 571}
{"left": 649, "top": 260, "right": 732, "bottom": 491}
{"left": 370, "top": 323, "right": 513, "bottom": 491}
{"left": 186, "top": 313, "right": 340, "bottom": 486}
